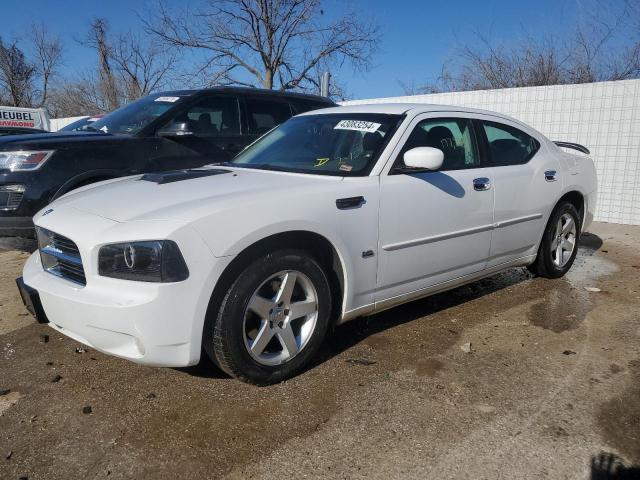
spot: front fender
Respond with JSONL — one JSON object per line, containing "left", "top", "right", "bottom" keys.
{"left": 190, "top": 177, "right": 381, "bottom": 316}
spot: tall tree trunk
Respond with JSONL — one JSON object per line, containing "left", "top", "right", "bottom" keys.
{"left": 263, "top": 67, "right": 273, "bottom": 89}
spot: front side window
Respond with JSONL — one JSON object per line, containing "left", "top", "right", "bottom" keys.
{"left": 482, "top": 121, "right": 540, "bottom": 166}
{"left": 397, "top": 117, "right": 480, "bottom": 170}
{"left": 171, "top": 96, "right": 241, "bottom": 136}
{"left": 90, "top": 93, "right": 189, "bottom": 135}
{"left": 230, "top": 113, "right": 400, "bottom": 176}
{"left": 246, "top": 98, "right": 292, "bottom": 135}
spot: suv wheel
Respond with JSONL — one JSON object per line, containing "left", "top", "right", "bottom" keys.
{"left": 528, "top": 201, "right": 580, "bottom": 278}
{"left": 204, "top": 249, "right": 331, "bottom": 385}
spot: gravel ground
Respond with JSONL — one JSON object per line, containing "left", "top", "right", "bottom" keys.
{"left": 0, "top": 222, "right": 639, "bottom": 480}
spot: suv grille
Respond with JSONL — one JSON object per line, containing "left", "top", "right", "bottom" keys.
{"left": 0, "top": 184, "right": 25, "bottom": 211}
{"left": 36, "top": 227, "right": 86, "bottom": 286}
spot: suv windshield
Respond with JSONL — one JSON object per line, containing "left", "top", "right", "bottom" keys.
{"left": 89, "top": 94, "right": 188, "bottom": 135}
{"left": 230, "top": 113, "right": 401, "bottom": 176}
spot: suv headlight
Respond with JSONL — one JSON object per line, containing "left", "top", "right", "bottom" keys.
{"left": 98, "top": 241, "right": 189, "bottom": 283}
{"left": 0, "top": 150, "right": 54, "bottom": 171}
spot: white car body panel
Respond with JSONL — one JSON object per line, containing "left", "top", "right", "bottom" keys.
{"left": 376, "top": 111, "right": 494, "bottom": 301}
{"left": 22, "top": 103, "right": 598, "bottom": 367}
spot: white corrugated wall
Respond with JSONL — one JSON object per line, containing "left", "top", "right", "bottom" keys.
{"left": 342, "top": 79, "right": 640, "bottom": 225}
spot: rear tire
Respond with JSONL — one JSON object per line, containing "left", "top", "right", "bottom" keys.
{"left": 528, "top": 201, "right": 580, "bottom": 279}
{"left": 203, "top": 249, "right": 331, "bottom": 385}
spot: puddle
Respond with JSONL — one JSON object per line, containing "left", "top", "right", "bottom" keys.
{"left": 527, "top": 236, "right": 619, "bottom": 333}
{"left": 527, "top": 281, "right": 593, "bottom": 333}
{"left": 596, "top": 359, "right": 640, "bottom": 463}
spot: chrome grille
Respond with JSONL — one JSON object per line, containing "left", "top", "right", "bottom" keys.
{"left": 0, "top": 184, "right": 25, "bottom": 211}
{"left": 36, "top": 227, "right": 86, "bottom": 286}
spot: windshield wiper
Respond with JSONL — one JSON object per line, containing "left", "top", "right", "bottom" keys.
{"left": 228, "top": 163, "right": 287, "bottom": 171}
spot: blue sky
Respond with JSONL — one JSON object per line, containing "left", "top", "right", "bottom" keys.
{"left": 0, "top": 0, "right": 623, "bottom": 99}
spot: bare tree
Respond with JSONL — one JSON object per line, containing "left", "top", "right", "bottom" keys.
{"left": 60, "top": 18, "right": 178, "bottom": 115}
{"left": 0, "top": 37, "right": 36, "bottom": 106}
{"left": 145, "top": 0, "right": 379, "bottom": 93}
{"left": 416, "top": 1, "right": 640, "bottom": 94}
{"left": 110, "top": 30, "right": 177, "bottom": 101}
{"left": 31, "top": 25, "right": 63, "bottom": 108}
{"left": 85, "top": 18, "right": 120, "bottom": 111}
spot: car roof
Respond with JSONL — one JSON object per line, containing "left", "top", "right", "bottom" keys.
{"left": 300, "top": 102, "right": 526, "bottom": 125}
{"left": 157, "top": 87, "right": 335, "bottom": 104}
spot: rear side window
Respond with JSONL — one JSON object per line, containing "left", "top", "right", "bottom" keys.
{"left": 482, "top": 121, "right": 540, "bottom": 166}
{"left": 398, "top": 117, "right": 480, "bottom": 170}
{"left": 246, "top": 98, "right": 292, "bottom": 135}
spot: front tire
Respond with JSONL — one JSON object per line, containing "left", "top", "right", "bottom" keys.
{"left": 528, "top": 201, "right": 580, "bottom": 278}
{"left": 204, "top": 249, "right": 331, "bottom": 385}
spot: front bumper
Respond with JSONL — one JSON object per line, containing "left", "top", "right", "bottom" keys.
{"left": 21, "top": 221, "right": 232, "bottom": 367}
{"left": 16, "top": 277, "right": 49, "bottom": 323}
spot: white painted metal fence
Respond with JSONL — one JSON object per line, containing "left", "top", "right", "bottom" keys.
{"left": 342, "top": 79, "right": 640, "bottom": 225}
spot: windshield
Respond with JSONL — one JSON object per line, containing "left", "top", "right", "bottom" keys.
{"left": 60, "top": 117, "right": 93, "bottom": 132}
{"left": 90, "top": 93, "right": 188, "bottom": 135}
{"left": 230, "top": 113, "right": 401, "bottom": 176}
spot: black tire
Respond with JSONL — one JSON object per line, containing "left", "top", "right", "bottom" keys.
{"left": 528, "top": 201, "right": 580, "bottom": 279}
{"left": 203, "top": 249, "right": 331, "bottom": 385}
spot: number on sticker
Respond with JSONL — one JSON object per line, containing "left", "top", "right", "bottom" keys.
{"left": 334, "top": 120, "right": 381, "bottom": 133}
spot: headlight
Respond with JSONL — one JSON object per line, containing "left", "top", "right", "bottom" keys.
{"left": 98, "top": 241, "right": 189, "bottom": 283}
{"left": 0, "top": 150, "right": 54, "bottom": 171}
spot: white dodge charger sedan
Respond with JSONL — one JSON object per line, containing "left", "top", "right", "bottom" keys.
{"left": 18, "top": 104, "right": 597, "bottom": 384}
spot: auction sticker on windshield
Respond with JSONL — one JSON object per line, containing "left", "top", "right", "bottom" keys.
{"left": 334, "top": 120, "right": 381, "bottom": 133}
{"left": 154, "top": 96, "right": 181, "bottom": 103}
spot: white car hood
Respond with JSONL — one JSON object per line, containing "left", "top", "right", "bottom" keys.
{"left": 48, "top": 167, "right": 344, "bottom": 223}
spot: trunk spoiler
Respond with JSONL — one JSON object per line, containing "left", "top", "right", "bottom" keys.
{"left": 553, "top": 141, "right": 590, "bottom": 155}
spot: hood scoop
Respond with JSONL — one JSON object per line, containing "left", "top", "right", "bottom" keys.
{"left": 140, "top": 168, "right": 230, "bottom": 184}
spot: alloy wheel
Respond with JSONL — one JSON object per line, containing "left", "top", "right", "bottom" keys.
{"left": 551, "top": 213, "right": 577, "bottom": 268}
{"left": 243, "top": 270, "right": 319, "bottom": 366}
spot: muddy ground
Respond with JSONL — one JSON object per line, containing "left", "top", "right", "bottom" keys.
{"left": 0, "top": 223, "right": 639, "bottom": 480}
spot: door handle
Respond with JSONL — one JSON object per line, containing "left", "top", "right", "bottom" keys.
{"left": 544, "top": 170, "right": 557, "bottom": 182}
{"left": 336, "top": 196, "right": 366, "bottom": 210}
{"left": 473, "top": 177, "right": 491, "bottom": 191}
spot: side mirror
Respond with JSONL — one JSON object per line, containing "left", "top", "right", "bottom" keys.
{"left": 157, "top": 121, "right": 195, "bottom": 138}
{"left": 402, "top": 147, "right": 444, "bottom": 171}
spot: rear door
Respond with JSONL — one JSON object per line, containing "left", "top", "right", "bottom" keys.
{"left": 476, "top": 118, "right": 563, "bottom": 267}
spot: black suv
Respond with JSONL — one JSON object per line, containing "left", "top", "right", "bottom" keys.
{"left": 0, "top": 87, "right": 335, "bottom": 236}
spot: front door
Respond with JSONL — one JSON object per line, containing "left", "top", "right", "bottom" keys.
{"left": 376, "top": 115, "right": 494, "bottom": 304}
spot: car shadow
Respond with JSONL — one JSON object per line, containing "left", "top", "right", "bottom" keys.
{"left": 175, "top": 350, "right": 228, "bottom": 379}
{"left": 309, "top": 230, "right": 604, "bottom": 372}
{"left": 182, "top": 232, "right": 604, "bottom": 381}
{"left": 409, "top": 171, "right": 466, "bottom": 198}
